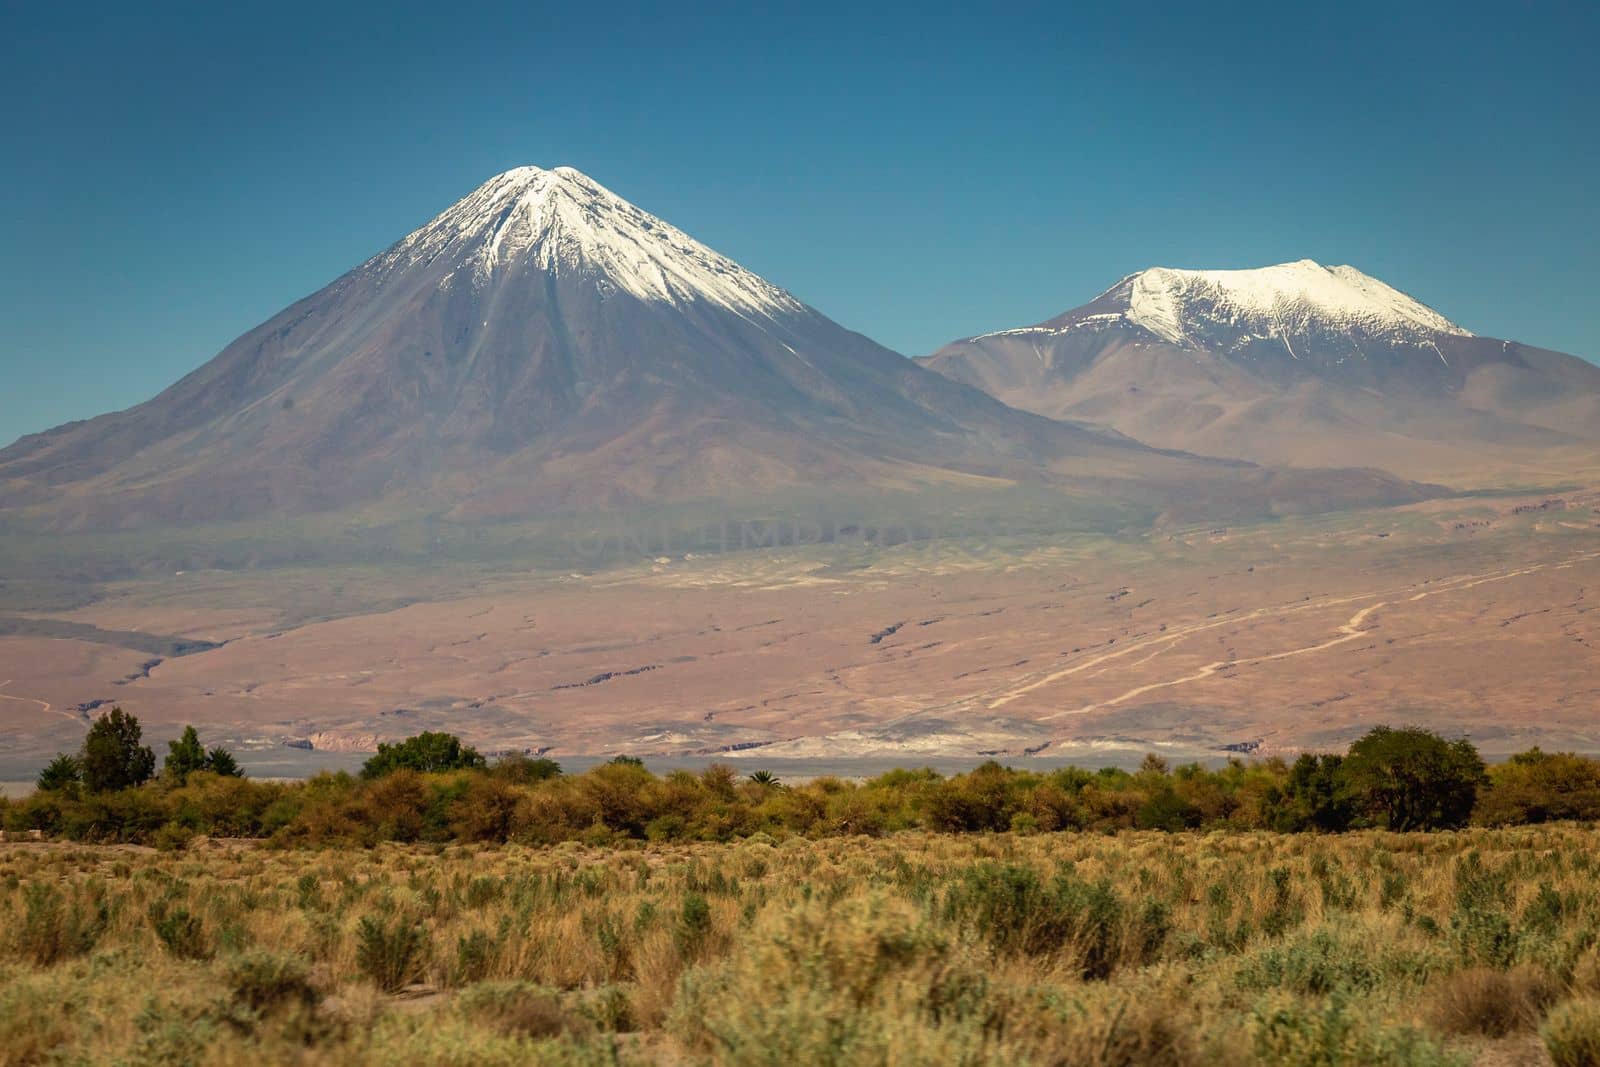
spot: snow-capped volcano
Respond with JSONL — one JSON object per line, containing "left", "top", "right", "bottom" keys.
{"left": 976, "top": 260, "right": 1471, "bottom": 362}
{"left": 374, "top": 166, "right": 802, "bottom": 318}
{"left": 1110, "top": 260, "right": 1469, "bottom": 347}
{"left": 6, "top": 167, "right": 1428, "bottom": 532}
{"left": 0, "top": 172, "right": 1436, "bottom": 533}
{"left": 921, "top": 261, "right": 1600, "bottom": 485}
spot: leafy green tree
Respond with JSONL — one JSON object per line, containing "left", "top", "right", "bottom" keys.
{"left": 1340, "top": 726, "right": 1486, "bottom": 831}
{"left": 165, "top": 726, "right": 208, "bottom": 782}
{"left": 36, "top": 753, "right": 82, "bottom": 793}
{"left": 164, "top": 726, "right": 243, "bottom": 782}
{"left": 1475, "top": 748, "right": 1600, "bottom": 825}
{"left": 78, "top": 708, "right": 156, "bottom": 794}
{"left": 1272, "top": 753, "right": 1354, "bottom": 832}
{"left": 206, "top": 747, "right": 243, "bottom": 778}
{"left": 489, "top": 753, "right": 562, "bottom": 784}
{"left": 361, "top": 731, "right": 484, "bottom": 779}
{"left": 1135, "top": 786, "right": 1200, "bottom": 831}
{"left": 1138, "top": 753, "right": 1170, "bottom": 776}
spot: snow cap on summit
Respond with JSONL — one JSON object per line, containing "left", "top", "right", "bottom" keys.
{"left": 1112, "top": 260, "right": 1471, "bottom": 346}
{"left": 368, "top": 165, "right": 804, "bottom": 318}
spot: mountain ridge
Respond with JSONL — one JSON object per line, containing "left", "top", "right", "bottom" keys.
{"left": 970, "top": 260, "right": 1470, "bottom": 349}
{"left": 0, "top": 171, "right": 1432, "bottom": 535}
{"left": 920, "top": 261, "right": 1600, "bottom": 485}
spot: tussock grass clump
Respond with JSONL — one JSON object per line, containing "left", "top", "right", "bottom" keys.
{"left": 1427, "top": 964, "right": 1559, "bottom": 1037}
{"left": 226, "top": 950, "right": 318, "bottom": 1014}
{"left": 149, "top": 901, "right": 212, "bottom": 960}
{"left": 0, "top": 974, "right": 77, "bottom": 1064}
{"left": 16, "top": 883, "right": 106, "bottom": 966}
{"left": 1251, "top": 992, "right": 1461, "bottom": 1066}
{"left": 942, "top": 862, "right": 1163, "bottom": 977}
{"left": 355, "top": 914, "right": 431, "bottom": 992}
{"left": 1238, "top": 929, "right": 1379, "bottom": 995}
{"left": 1087, "top": 997, "right": 1218, "bottom": 1067}
{"left": 1543, "top": 998, "right": 1600, "bottom": 1067}
{"left": 669, "top": 893, "right": 976, "bottom": 1064}
{"left": 455, "top": 981, "right": 590, "bottom": 1040}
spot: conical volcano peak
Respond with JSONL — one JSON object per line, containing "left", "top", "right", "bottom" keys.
{"left": 371, "top": 165, "right": 805, "bottom": 318}
{"left": 471, "top": 164, "right": 604, "bottom": 205}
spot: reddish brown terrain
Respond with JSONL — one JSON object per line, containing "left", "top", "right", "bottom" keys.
{"left": 3, "top": 488, "right": 1596, "bottom": 779}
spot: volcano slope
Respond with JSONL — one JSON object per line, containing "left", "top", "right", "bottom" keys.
{"left": 920, "top": 261, "right": 1600, "bottom": 487}
{"left": 0, "top": 173, "right": 1424, "bottom": 536}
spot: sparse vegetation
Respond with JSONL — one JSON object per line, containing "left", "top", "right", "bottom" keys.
{"left": 4, "top": 718, "right": 1599, "bottom": 1060}
{"left": 1, "top": 826, "right": 1597, "bottom": 1063}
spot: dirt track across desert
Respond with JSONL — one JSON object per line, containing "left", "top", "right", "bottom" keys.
{"left": 0, "top": 493, "right": 1596, "bottom": 767}
{"left": 995, "top": 550, "right": 1600, "bottom": 721}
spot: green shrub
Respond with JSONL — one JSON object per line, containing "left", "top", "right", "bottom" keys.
{"left": 454, "top": 981, "right": 588, "bottom": 1039}
{"left": 944, "top": 863, "right": 1129, "bottom": 977}
{"left": 1522, "top": 883, "right": 1566, "bottom": 940}
{"left": 1477, "top": 749, "right": 1600, "bottom": 826}
{"left": 152, "top": 821, "right": 194, "bottom": 852}
{"left": 355, "top": 914, "right": 431, "bottom": 992}
{"left": 295, "top": 872, "right": 323, "bottom": 911}
{"left": 1450, "top": 852, "right": 1517, "bottom": 968}
{"left": 1237, "top": 929, "right": 1381, "bottom": 995}
{"left": 1273, "top": 753, "right": 1355, "bottom": 832}
{"left": 1261, "top": 866, "right": 1306, "bottom": 937}
{"left": 1252, "top": 992, "right": 1462, "bottom": 1066}
{"left": 226, "top": 950, "right": 318, "bottom": 1013}
{"left": 0, "top": 976, "right": 76, "bottom": 1063}
{"left": 580, "top": 983, "right": 635, "bottom": 1033}
{"left": 149, "top": 902, "right": 212, "bottom": 960}
{"left": 17, "top": 884, "right": 107, "bottom": 965}
{"left": 1136, "top": 787, "right": 1200, "bottom": 831}
{"left": 454, "top": 928, "right": 500, "bottom": 984}
{"left": 57, "top": 787, "right": 172, "bottom": 843}
{"left": 677, "top": 892, "right": 713, "bottom": 960}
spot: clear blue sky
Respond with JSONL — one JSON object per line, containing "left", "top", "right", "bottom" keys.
{"left": 3, "top": 1, "right": 1597, "bottom": 447}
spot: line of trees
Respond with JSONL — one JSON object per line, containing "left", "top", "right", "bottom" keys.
{"left": 35, "top": 710, "right": 241, "bottom": 796}
{"left": 6, "top": 712, "right": 1599, "bottom": 848}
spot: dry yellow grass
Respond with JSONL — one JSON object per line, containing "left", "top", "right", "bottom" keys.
{"left": 3, "top": 827, "right": 1599, "bottom": 1064}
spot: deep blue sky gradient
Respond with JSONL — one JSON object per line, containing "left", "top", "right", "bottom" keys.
{"left": 3, "top": 1, "right": 1597, "bottom": 446}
